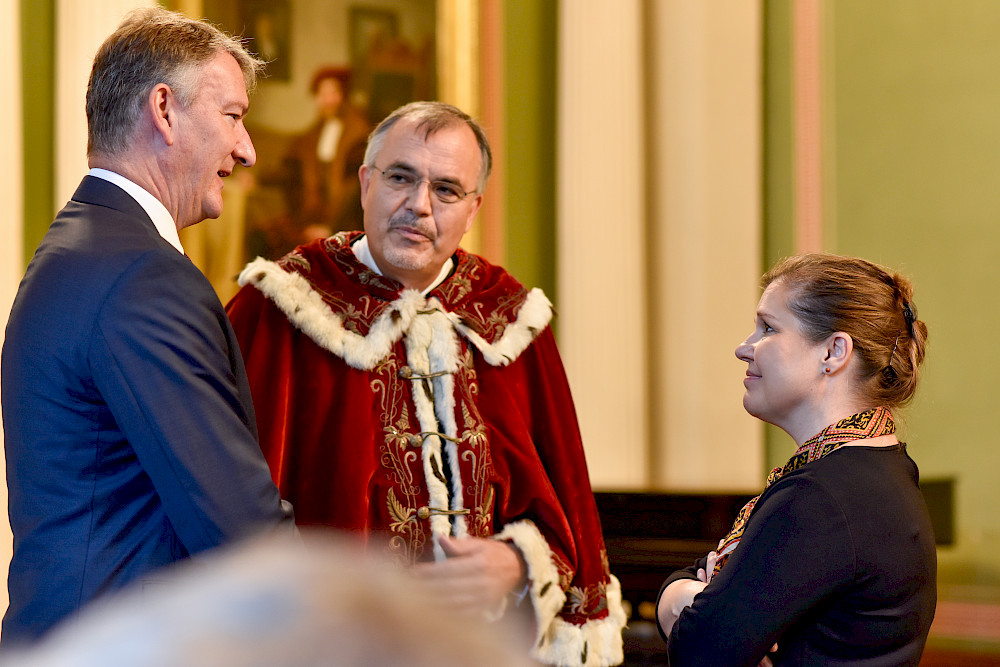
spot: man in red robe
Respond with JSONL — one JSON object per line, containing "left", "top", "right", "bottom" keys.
{"left": 226, "top": 101, "right": 625, "bottom": 666}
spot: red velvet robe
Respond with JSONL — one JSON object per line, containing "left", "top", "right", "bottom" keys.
{"left": 226, "top": 233, "right": 625, "bottom": 666}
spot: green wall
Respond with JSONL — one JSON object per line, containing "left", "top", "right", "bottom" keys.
{"left": 832, "top": 0, "right": 1000, "bottom": 590}
{"left": 765, "top": 0, "right": 1000, "bottom": 594}
{"left": 500, "top": 0, "right": 557, "bottom": 298}
{"left": 20, "top": 0, "right": 55, "bottom": 266}
{"left": 763, "top": 0, "right": 795, "bottom": 274}
{"left": 763, "top": 1, "right": 797, "bottom": 467}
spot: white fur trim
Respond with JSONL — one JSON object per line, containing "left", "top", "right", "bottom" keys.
{"left": 425, "top": 299, "right": 468, "bottom": 539}
{"left": 403, "top": 308, "right": 464, "bottom": 559}
{"left": 537, "top": 576, "right": 626, "bottom": 667}
{"left": 240, "top": 258, "right": 552, "bottom": 369}
{"left": 452, "top": 288, "right": 553, "bottom": 366}
{"left": 494, "top": 520, "right": 565, "bottom": 637}
{"left": 238, "top": 258, "right": 423, "bottom": 371}
{"left": 495, "top": 520, "right": 626, "bottom": 666}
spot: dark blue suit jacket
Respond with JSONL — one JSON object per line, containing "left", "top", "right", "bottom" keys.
{"left": 1, "top": 176, "right": 294, "bottom": 646}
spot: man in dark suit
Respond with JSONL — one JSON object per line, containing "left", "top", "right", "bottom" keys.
{"left": 1, "top": 7, "right": 295, "bottom": 647}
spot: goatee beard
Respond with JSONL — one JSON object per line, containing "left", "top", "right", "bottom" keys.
{"left": 383, "top": 212, "right": 435, "bottom": 272}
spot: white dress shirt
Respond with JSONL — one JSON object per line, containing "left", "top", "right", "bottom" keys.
{"left": 89, "top": 168, "right": 184, "bottom": 255}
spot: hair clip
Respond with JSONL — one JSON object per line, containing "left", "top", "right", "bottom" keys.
{"left": 902, "top": 301, "right": 916, "bottom": 334}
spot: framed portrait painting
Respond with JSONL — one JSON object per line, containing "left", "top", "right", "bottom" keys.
{"left": 244, "top": 0, "right": 292, "bottom": 81}
{"left": 349, "top": 7, "right": 399, "bottom": 69}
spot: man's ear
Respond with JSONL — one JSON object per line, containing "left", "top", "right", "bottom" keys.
{"left": 823, "top": 331, "right": 854, "bottom": 374}
{"left": 358, "top": 164, "right": 372, "bottom": 207}
{"left": 148, "top": 83, "right": 177, "bottom": 146}
{"left": 463, "top": 193, "right": 483, "bottom": 234}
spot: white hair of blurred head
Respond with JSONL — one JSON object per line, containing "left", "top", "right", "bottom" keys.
{"left": 10, "top": 530, "right": 532, "bottom": 667}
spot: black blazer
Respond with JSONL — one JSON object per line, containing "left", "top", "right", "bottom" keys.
{"left": 1, "top": 176, "right": 293, "bottom": 645}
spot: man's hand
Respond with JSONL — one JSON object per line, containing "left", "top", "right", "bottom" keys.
{"left": 411, "top": 536, "right": 527, "bottom": 615}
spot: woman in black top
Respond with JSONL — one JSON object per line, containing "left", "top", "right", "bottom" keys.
{"left": 657, "top": 253, "right": 936, "bottom": 666}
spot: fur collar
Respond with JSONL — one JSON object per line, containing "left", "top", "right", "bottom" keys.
{"left": 238, "top": 256, "right": 553, "bottom": 369}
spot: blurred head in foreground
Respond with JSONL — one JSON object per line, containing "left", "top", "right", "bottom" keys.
{"left": 11, "top": 531, "right": 531, "bottom": 667}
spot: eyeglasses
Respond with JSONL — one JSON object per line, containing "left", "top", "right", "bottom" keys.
{"left": 374, "top": 166, "right": 477, "bottom": 204}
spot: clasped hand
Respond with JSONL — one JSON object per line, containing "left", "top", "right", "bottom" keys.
{"left": 411, "top": 535, "right": 527, "bottom": 616}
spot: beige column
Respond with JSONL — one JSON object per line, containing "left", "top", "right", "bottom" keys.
{"left": 0, "top": 0, "right": 24, "bottom": 619}
{"left": 557, "top": 0, "right": 648, "bottom": 488}
{"left": 437, "top": 0, "right": 488, "bottom": 257}
{"left": 648, "top": 1, "right": 763, "bottom": 491}
{"left": 437, "top": 0, "right": 479, "bottom": 116}
{"left": 55, "top": 0, "right": 154, "bottom": 209}
{"left": 475, "top": 0, "right": 506, "bottom": 265}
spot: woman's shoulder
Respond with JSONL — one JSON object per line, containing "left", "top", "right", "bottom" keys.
{"left": 783, "top": 443, "right": 917, "bottom": 480}
{"left": 813, "top": 443, "right": 920, "bottom": 486}
{"left": 764, "top": 445, "right": 925, "bottom": 527}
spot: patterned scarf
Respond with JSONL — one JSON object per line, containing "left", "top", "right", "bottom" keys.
{"left": 713, "top": 406, "right": 895, "bottom": 577}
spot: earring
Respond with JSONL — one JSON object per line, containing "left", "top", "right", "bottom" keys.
{"left": 824, "top": 367, "right": 831, "bottom": 374}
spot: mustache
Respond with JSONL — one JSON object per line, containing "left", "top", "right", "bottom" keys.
{"left": 388, "top": 211, "right": 436, "bottom": 240}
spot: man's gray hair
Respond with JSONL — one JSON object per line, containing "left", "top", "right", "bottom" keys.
{"left": 363, "top": 101, "right": 493, "bottom": 194}
{"left": 86, "top": 7, "right": 264, "bottom": 157}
